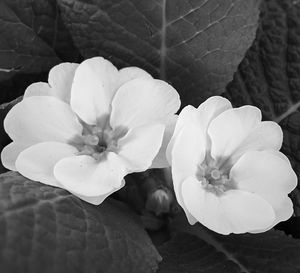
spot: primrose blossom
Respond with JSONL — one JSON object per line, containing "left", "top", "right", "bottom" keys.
{"left": 1, "top": 57, "right": 180, "bottom": 204}
{"left": 167, "top": 96, "right": 297, "bottom": 234}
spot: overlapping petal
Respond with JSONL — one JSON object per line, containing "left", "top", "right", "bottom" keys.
{"left": 1, "top": 142, "right": 31, "bottom": 171}
{"left": 208, "top": 106, "right": 262, "bottom": 160}
{"left": 195, "top": 96, "right": 232, "bottom": 148}
{"left": 229, "top": 121, "right": 283, "bottom": 161}
{"left": 15, "top": 142, "right": 78, "bottom": 187}
{"left": 230, "top": 150, "right": 297, "bottom": 225}
{"left": 24, "top": 82, "right": 52, "bottom": 98}
{"left": 4, "top": 96, "right": 82, "bottom": 143}
{"left": 181, "top": 177, "right": 275, "bottom": 235}
{"left": 110, "top": 78, "right": 180, "bottom": 130}
{"left": 54, "top": 153, "right": 127, "bottom": 197}
{"left": 70, "top": 57, "right": 119, "bottom": 125}
{"left": 167, "top": 96, "right": 232, "bottom": 163}
{"left": 24, "top": 63, "right": 78, "bottom": 103}
{"left": 166, "top": 106, "right": 197, "bottom": 164}
{"left": 117, "top": 67, "right": 152, "bottom": 89}
{"left": 213, "top": 120, "right": 282, "bottom": 167}
{"left": 170, "top": 121, "right": 206, "bottom": 222}
{"left": 117, "top": 123, "right": 165, "bottom": 171}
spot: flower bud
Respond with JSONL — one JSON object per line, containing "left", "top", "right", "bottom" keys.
{"left": 146, "top": 188, "right": 173, "bottom": 215}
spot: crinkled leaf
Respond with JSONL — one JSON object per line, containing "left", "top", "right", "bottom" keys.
{"left": 0, "top": 0, "right": 80, "bottom": 103}
{"left": 223, "top": 0, "right": 300, "bottom": 214}
{"left": 0, "top": 172, "right": 161, "bottom": 273}
{"left": 158, "top": 232, "right": 241, "bottom": 273}
{"left": 158, "top": 230, "right": 300, "bottom": 273}
{"left": 58, "top": 0, "right": 260, "bottom": 106}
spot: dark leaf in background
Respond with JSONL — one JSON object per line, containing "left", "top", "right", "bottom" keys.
{"left": 0, "top": 172, "right": 161, "bottom": 273}
{"left": 58, "top": 0, "right": 260, "bottom": 107}
{"left": 158, "top": 230, "right": 300, "bottom": 273}
{"left": 277, "top": 216, "right": 300, "bottom": 238}
{"left": 158, "top": 233, "right": 241, "bottom": 273}
{"left": 223, "top": 0, "right": 300, "bottom": 216}
{"left": 0, "top": 0, "right": 80, "bottom": 103}
{"left": 0, "top": 97, "right": 22, "bottom": 173}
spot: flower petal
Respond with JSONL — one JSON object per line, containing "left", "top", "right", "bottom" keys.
{"left": 220, "top": 190, "right": 275, "bottom": 234}
{"left": 166, "top": 105, "right": 197, "bottom": 164}
{"left": 249, "top": 197, "right": 294, "bottom": 233}
{"left": 4, "top": 96, "right": 82, "bottom": 143}
{"left": 181, "top": 177, "right": 275, "bottom": 234}
{"left": 1, "top": 142, "right": 30, "bottom": 171}
{"left": 170, "top": 120, "right": 206, "bottom": 215}
{"left": 15, "top": 142, "right": 78, "bottom": 187}
{"left": 117, "top": 123, "right": 165, "bottom": 172}
{"left": 117, "top": 67, "right": 152, "bottom": 89}
{"left": 231, "top": 150, "right": 297, "bottom": 196}
{"left": 70, "top": 57, "right": 119, "bottom": 125}
{"left": 24, "top": 63, "right": 78, "bottom": 103}
{"left": 208, "top": 105, "right": 265, "bottom": 160}
{"left": 230, "top": 150, "right": 297, "bottom": 225}
{"left": 166, "top": 96, "right": 232, "bottom": 163}
{"left": 230, "top": 121, "right": 283, "bottom": 165}
{"left": 195, "top": 96, "right": 232, "bottom": 138}
{"left": 54, "top": 153, "right": 127, "bottom": 197}
{"left": 151, "top": 115, "right": 177, "bottom": 168}
{"left": 48, "top": 62, "right": 79, "bottom": 102}
{"left": 74, "top": 180, "right": 125, "bottom": 205}
{"left": 110, "top": 78, "right": 180, "bottom": 129}
{"left": 234, "top": 120, "right": 282, "bottom": 153}
{"left": 267, "top": 150, "right": 291, "bottom": 165}
{"left": 24, "top": 82, "right": 52, "bottom": 98}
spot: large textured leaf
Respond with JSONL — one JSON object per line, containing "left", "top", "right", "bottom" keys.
{"left": 0, "top": 0, "right": 80, "bottom": 103}
{"left": 0, "top": 172, "right": 161, "bottom": 273}
{"left": 58, "top": 0, "right": 260, "bottom": 106}
{"left": 223, "top": 0, "right": 300, "bottom": 214}
{"left": 158, "top": 230, "right": 300, "bottom": 273}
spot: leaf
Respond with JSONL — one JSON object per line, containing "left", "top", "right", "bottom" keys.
{"left": 0, "top": 171, "right": 161, "bottom": 273}
{"left": 0, "top": 97, "right": 22, "bottom": 173}
{"left": 58, "top": 0, "right": 260, "bottom": 106}
{"left": 158, "top": 230, "right": 300, "bottom": 273}
{"left": 223, "top": 0, "right": 300, "bottom": 214}
{"left": 277, "top": 216, "right": 300, "bottom": 238}
{"left": 0, "top": 0, "right": 80, "bottom": 103}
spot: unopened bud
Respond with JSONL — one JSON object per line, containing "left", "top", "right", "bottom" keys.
{"left": 146, "top": 188, "right": 173, "bottom": 215}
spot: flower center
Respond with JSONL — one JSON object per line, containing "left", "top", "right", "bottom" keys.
{"left": 72, "top": 117, "right": 128, "bottom": 160}
{"left": 196, "top": 154, "right": 232, "bottom": 195}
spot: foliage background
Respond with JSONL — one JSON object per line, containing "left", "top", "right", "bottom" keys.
{"left": 0, "top": 0, "right": 300, "bottom": 272}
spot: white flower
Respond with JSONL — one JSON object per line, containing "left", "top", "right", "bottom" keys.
{"left": 167, "top": 96, "right": 297, "bottom": 235}
{"left": 1, "top": 57, "right": 180, "bottom": 205}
